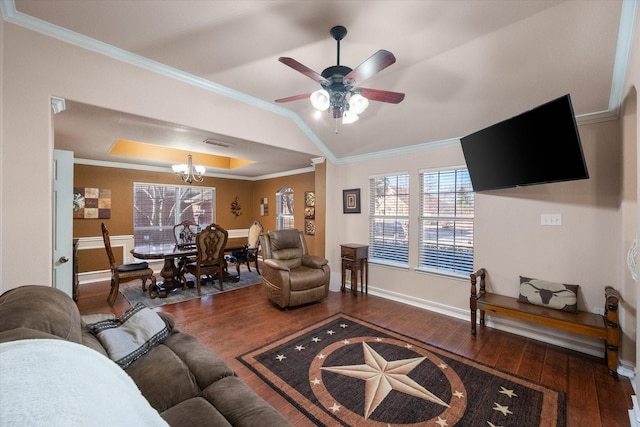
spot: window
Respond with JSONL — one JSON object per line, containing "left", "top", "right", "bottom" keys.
{"left": 133, "top": 183, "right": 215, "bottom": 246}
{"left": 369, "top": 174, "right": 409, "bottom": 265}
{"left": 276, "top": 187, "right": 294, "bottom": 229}
{"left": 419, "top": 168, "right": 474, "bottom": 275}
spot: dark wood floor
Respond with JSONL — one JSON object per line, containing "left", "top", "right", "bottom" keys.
{"left": 77, "top": 280, "right": 634, "bottom": 427}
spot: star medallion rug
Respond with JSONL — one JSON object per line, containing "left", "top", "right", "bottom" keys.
{"left": 238, "top": 313, "right": 566, "bottom": 426}
{"left": 120, "top": 266, "right": 262, "bottom": 308}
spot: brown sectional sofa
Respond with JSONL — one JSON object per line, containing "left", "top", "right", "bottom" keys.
{"left": 0, "top": 285, "right": 293, "bottom": 427}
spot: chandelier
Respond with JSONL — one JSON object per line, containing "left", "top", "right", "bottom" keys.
{"left": 172, "top": 154, "right": 205, "bottom": 184}
{"left": 310, "top": 90, "right": 369, "bottom": 124}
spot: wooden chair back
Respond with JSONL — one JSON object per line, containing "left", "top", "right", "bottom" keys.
{"left": 196, "top": 223, "right": 228, "bottom": 265}
{"left": 247, "top": 220, "right": 263, "bottom": 250}
{"left": 174, "top": 220, "right": 199, "bottom": 248}
{"left": 101, "top": 222, "right": 117, "bottom": 271}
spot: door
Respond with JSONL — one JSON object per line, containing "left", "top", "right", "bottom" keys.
{"left": 53, "top": 149, "right": 74, "bottom": 297}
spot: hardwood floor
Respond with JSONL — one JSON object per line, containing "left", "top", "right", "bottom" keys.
{"left": 77, "top": 280, "right": 634, "bottom": 426}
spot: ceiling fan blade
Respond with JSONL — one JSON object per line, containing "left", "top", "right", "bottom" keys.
{"left": 275, "top": 93, "right": 313, "bottom": 103}
{"left": 344, "top": 50, "right": 396, "bottom": 86}
{"left": 279, "top": 57, "right": 330, "bottom": 85}
{"left": 358, "top": 87, "right": 405, "bottom": 104}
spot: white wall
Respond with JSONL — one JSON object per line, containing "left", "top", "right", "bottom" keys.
{"left": 0, "top": 21, "right": 320, "bottom": 292}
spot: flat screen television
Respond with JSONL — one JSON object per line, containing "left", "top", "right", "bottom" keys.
{"left": 460, "top": 94, "right": 589, "bottom": 192}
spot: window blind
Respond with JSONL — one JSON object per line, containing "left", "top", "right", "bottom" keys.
{"left": 368, "top": 174, "right": 410, "bottom": 265}
{"left": 418, "top": 169, "right": 474, "bottom": 275}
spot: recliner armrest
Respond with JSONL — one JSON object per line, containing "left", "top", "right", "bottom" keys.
{"left": 302, "top": 254, "right": 328, "bottom": 269}
{"left": 264, "top": 259, "right": 291, "bottom": 271}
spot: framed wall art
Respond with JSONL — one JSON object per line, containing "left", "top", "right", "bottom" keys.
{"left": 342, "top": 188, "right": 361, "bottom": 214}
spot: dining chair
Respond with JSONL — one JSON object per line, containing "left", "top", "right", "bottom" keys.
{"left": 231, "top": 220, "right": 263, "bottom": 275}
{"left": 101, "top": 223, "right": 156, "bottom": 306}
{"left": 173, "top": 220, "right": 199, "bottom": 248}
{"left": 183, "top": 223, "right": 229, "bottom": 295}
{"left": 173, "top": 220, "right": 199, "bottom": 283}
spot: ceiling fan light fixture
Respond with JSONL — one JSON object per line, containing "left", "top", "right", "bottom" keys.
{"left": 342, "top": 110, "right": 359, "bottom": 124}
{"left": 348, "top": 93, "right": 369, "bottom": 115}
{"left": 310, "top": 89, "right": 330, "bottom": 111}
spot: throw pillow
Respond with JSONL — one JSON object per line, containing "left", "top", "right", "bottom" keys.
{"left": 518, "top": 276, "right": 579, "bottom": 313}
{"left": 87, "top": 303, "right": 169, "bottom": 369}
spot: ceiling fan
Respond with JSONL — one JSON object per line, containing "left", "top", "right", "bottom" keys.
{"left": 275, "top": 25, "right": 405, "bottom": 124}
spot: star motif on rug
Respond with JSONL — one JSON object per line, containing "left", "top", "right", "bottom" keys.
{"left": 493, "top": 402, "right": 513, "bottom": 416}
{"left": 499, "top": 386, "right": 517, "bottom": 398}
{"left": 340, "top": 323, "right": 348, "bottom": 328}
{"left": 276, "top": 354, "right": 286, "bottom": 361}
{"left": 487, "top": 422, "right": 503, "bottom": 427}
{"left": 321, "top": 342, "right": 449, "bottom": 419}
{"left": 295, "top": 345, "right": 305, "bottom": 351}
{"left": 312, "top": 337, "right": 321, "bottom": 343}
{"left": 436, "top": 416, "right": 448, "bottom": 426}
{"left": 327, "top": 330, "right": 336, "bottom": 335}
{"left": 311, "top": 377, "right": 321, "bottom": 385}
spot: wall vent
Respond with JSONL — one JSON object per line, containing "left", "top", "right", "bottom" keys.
{"left": 203, "top": 138, "right": 234, "bottom": 148}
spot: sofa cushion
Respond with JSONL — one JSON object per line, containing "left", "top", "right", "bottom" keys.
{"left": 160, "top": 397, "right": 232, "bottom": 427}
{"left": 202, "top": 376, "right": 294, "bottom": 427}
{"left": 126, "top": 342, "right": 202, "bottom": 412}
{"left": 0, "top": 285, "right": 83, "bottom": 343}
{"left": 162, "top": 332, "right": 236, "bottom": 385}
{"left": 87, "top": 303, "right": 169, "bottom": 368}
{"left": 289, "top": 267, "right": 329, "bottom": 292}
{"left": 518, "top": 276, "right": 579, "bottom": 313}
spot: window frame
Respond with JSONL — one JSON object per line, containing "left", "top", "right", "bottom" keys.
{"left": 368, "top": 172, "right": 410, "bottom": 267}
{"left": 417, "top": 166, "right": 474, "bottom": 278}
{"left": 276, "top": 187, "right": 294, "bottom": 230}
{"left": 133, "top": 182, "right": 216, "bottom": 247}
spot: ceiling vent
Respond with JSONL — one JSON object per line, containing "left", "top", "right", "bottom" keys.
{"left": 203, "top": 138, "right": 234, "bottom": 148}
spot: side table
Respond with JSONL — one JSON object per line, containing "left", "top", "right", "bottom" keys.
{"left": 340, "top": 244, "right": 368, "bottom": 295}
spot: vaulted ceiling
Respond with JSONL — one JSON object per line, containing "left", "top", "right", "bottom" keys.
{"left": 4, "top": 0, "right": 634, "bottom": 178}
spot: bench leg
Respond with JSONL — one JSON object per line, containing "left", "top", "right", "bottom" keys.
{"left": 479, "top": 309, "right": 485, "bottom": 326}
{"left": 606, "top": 321, "right": 621, "bottom": 378}
{"left": 471, "top": 309, "right": 477, "bottom": 335}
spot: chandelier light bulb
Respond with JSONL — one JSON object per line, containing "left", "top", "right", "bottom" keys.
{"left": 173, "top": 153, "right": 205, "bottom": 184}
{"left": 310, "top": 89, "right": 330, "bottom": 111}
{"left": 349, "top": 93, "right": 369, "bottom": 115}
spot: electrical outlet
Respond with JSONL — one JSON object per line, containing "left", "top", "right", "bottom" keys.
{"left": 540, "top": 213, "right": 562, "bottom": 226}
{"left": 593, "top": 307, "right": 605, "bottom": 316}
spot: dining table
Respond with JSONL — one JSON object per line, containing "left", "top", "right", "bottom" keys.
{"left": 130, "top": 244, "right": 244, "bottom": 298}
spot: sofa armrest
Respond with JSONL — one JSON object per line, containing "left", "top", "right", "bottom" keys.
{"left": 302, "top": 254, "right": 328, "bottom": 269}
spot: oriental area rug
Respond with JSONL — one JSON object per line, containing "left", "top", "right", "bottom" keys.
{"left": 238, "top": 313, "right": 566, "bottom": 426}
{"left": 120, "top": 266, "right": 262, "bottom": 308}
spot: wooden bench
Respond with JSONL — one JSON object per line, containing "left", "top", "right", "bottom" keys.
{"left": 469, "top": 268, "right": 621, "bottom": 377}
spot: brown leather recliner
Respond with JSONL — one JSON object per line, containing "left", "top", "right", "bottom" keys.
{"left": 260, "top": 229, "right": 330, "bottom": 308}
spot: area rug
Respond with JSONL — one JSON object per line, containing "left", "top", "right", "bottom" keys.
{"left": 238, "top": 313, "right": 566, "bottom": 426}
{"left": 120, "top": 266, "right": 262, "bottom": 308}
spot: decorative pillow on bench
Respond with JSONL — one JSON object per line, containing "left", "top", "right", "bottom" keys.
{"left": 518, "top": 276, "right": 579, "bottom": 313}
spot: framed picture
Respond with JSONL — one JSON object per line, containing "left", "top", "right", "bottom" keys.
{"left": 342, "top": 188, "right": 361, "bottom": 214}
{"left": 305, "top": 219, "right": 316, "bottom": 235}
{"left": 304, "top": 206, "right": 315, "bottom": 219}
{"left": 305, "top": 191, "right": 315, "bottom": 207}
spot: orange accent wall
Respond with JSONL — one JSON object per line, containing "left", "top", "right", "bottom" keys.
{"left": 73, "top": 164, "right": 321, "bottom": 272}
